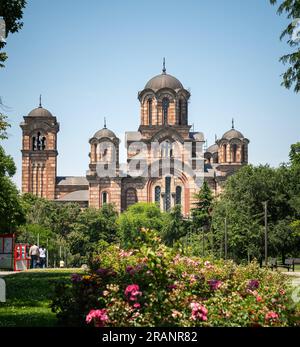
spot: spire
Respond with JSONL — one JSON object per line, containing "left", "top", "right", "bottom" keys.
{"left": 104, "top": 117, "right": 106, "bottom": 129}
{"left": 215, "top": 134, "right": 217, "bottom": 143}
{"left": 162, "top": 57, "right": 166, "bottom": 74}
{"left": 39, "top": 94, "right": 42, "bottom": 108}
{"left": 232, "top": 118, "right": 234, "bottom": 129}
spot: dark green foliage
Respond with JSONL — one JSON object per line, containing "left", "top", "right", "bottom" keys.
{"left": 161, "top": 204, "right": 188, "bottom": 246}
{"left": 270, "top": 0, "right": 300, "bottom": 92}
{"left": 212, "top": 159, "right": 300, "bottom": 262}
{"left": 191, "top": 181, "right": 213, "bottom": 232}
{"left": 0, "top": 144, "right": 25, "bottom": 232}
{"left": 0, "top": 0, "right": 26, "bottom": 67}
{"left": 117, "top": 202, "right": 166, "bottom": 247}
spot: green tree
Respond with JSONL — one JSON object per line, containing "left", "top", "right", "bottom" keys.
{"left": 117, "top": 202, "right": 166, "bottom": 247}
{"left": 0, "top": 0, "right": 27, "bottom": 67}
{"left": 289, "top": 141, "right": 300, "bottom": 168}
{"left": 161, "top": 204, "right": 187, "bottom": 246}
{"left": 211, "top": 164, "right": 298, "bottom": 263}
{"left": 191, "top": 181, "right": 213, "bottom": 232}
{"left": 0, "top": 143, "right": 25, "bottom": 232}
{"left": 270, "top": 0, "right": 300, "bottom": 92}
{"left": 67, "top": 204, "right": 118, "bottom": 264}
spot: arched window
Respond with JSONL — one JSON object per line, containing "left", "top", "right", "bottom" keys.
{"left": 162, "top": 97, "right": 169, "bottom": 125}
{"left": 41, "top": 137, "right": 46, "bottom": 150}
{"left": 175, "top": 186, "right": 182, "bottom": 205}
{"left": 102, "top": 191, "right": 108, "bottom": 204}
{"left": 32, "top": 132, "right": 46, "bottom": 151}
{"left": 232, "top": 144, "right": 237, "bottom": 163}
{"left": 154, "top": 186, "right": 161, "bottom": 205}
{"left": 94, "top": 144, "right": 97, "bottom": 161}
{"left": 32, "top": 136, "right": 36, "bottom": 151}
{"left": 148, "top": 99, "right": 152, "bottom": 125}
{"left": 241, "top": 145, "right": 245, "bottom": 162}
{"left": 178, "top": 99, "right": 182, "bottom": 125}
{"left": 223, "top": 144, "right": 227, "bottom": 163}
{"left": 161, "top": 140, "right": 172, "bottom": 158}
{"left": 165, "top": 176, "right": 171, "bottom": 211}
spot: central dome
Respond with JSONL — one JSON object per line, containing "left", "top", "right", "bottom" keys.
{"left": 145, "top": 73, "right": 184, "bottom": 91}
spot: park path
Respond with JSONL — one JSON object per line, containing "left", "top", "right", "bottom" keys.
{"left": 283, "top": 271, "right": 300, "bottom": 287}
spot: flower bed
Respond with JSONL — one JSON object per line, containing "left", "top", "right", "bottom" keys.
{"left": 51, "top": 229, "right": 299, "bottom": 327}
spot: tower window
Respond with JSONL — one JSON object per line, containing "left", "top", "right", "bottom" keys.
{"left": 162, "top": 97, "right": 169, "bottom": 125}
{"left": 154, "top": 186, "right": 161, "bottom": 205}
{"left": 148, "top": 99, "right": 152, "bottom": 125}
{"left": 175, "top": 186, "right": 182, "bottom": 205}
{"left": 32, "top": 132, "right": 46, "bottom": 151}
{"left": 241, "top": 145, "right": 245, "bottom": 162}
{"left": 32, "top": 137, "right": 36, "bottom": 151}
{"left": 223, "top": 144, "right": 227, "bottom": 163}
{"left": 161, "top": 140, "right": 172, "bottom": 158}
{"left": 165, "top": 176, "right": 171, "bottom": 211}
{"left": 232, "top": 144, "right": 237, "bottom": 162}
{"left": 102, "top": 191, "right": 108, "bottom": 204}
{"left": 178, "top": 99, "right": 182, "bottom": 125}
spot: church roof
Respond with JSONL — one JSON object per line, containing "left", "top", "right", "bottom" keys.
{"left": 222, "top": 129, "right": 244, "bottom": 140}
{"left": 57, "top": 190, "right": 89, "bottom": 202}
{"left": 56, "top": 176, "right": 88, "bottom": 186}
{"left": 93, "top": 127, "right": 117, "bottom": 139}
{"left": 28, "top": 106, "right": 54, "bottom": 118}
{"left": 145, "top": 73, "right": 183, "bottom": 91}
{"left": 206, "top": 143, "right": 218, "bottom": 153}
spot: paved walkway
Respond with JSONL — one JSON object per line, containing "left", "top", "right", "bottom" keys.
{"left": 283, "top": 271, "right": 300, "bottom": 287}
{"left": 0, "top": 271, "right": 18, "bottom": 277}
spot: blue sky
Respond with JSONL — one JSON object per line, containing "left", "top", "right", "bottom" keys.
{"left": 1, "top": 0, "right": 300, "bottom": 188}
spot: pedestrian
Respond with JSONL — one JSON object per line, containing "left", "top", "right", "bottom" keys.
{"left": 39, "top": 245, "right": 47, "bottom": 268}
{"left": 29, "top": 243, "right": 40, "bottom": 269}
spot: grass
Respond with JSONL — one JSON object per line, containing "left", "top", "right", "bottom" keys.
{"left": 0, "top": 269, "right": 82, "bottom": 327}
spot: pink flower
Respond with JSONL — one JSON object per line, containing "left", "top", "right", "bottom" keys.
{"left": 119, "top": 250, "right": 133, "bottom": 257}
{"left": 279, "top": 289, "right": 286, "bottom": 295}
{"left": 204, "top": 261, "right": 213, "bottom": 269}
{"left": 133, "top": 303, "right": 141, "bottom": 309}
{"left": 256, "top": 295, "right": 262, "bottom": 302}
{"left": 125, "top": 284, "right": 142, "bottom": 302}
{"left": 208, "top": 279, "right": 222, "bottom": 290}
{"left": 86, "top": 309, "right": 109, "bottom": 327}
{"left": 190, "top": 302, "right": 208, "bottom": 321}
{"left": 265, "top": 311, "right": 279, "bottom": 321}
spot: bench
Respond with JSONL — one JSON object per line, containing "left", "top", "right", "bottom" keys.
{"left": 270, "top": 258, "right": 294, "bottom": 272}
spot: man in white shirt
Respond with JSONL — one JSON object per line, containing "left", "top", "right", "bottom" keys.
{"left": 29, "top": 244, "right": 40, "bottom": 269}
{"left": 39, "top": 246, "right": 46, "bottom": 268}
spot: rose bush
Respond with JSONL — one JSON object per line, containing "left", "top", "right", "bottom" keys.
{"left": 51, "top": 228, "right": 299, "bottom": 327}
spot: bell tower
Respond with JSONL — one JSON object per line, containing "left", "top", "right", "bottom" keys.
{"left": 20, "top": 97, "right": 59, "bottom": 199}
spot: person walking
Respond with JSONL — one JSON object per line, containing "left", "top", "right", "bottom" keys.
{"left": 29, "top": 244, "right": 40, "bottom": 269}
{"left": 39, "top": 246, "right": 47, "bottom": 268}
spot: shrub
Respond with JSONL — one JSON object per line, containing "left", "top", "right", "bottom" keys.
{"left": 51, "top": 229, "right": 299, "bottom": 327}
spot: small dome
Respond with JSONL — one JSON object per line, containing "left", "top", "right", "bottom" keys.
{"left": 222, "top": 128, "right": 244, "bottom": 140}
{"left": 28, "top": 106, "right": 53, "bottom": 118}
{"left": 145, "top": 73, "right": 183, "bottom": 91}
{"left": 93, "top": 127, "right": 117, "bottom": 139}
{"left": 206, "top": 143, "right": 218, "bottom": 153}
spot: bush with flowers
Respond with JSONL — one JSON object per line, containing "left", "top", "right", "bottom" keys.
{"left": 51, "top": 228, "right": 299, "bottom": 327}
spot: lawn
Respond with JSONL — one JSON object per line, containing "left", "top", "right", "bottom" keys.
{"left": 0, "top": 269, "right": 82, "bottom": 327}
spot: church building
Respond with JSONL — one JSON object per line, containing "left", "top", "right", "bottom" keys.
{"left": 20, "top": 63, "right": 249, "bottom": 215}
